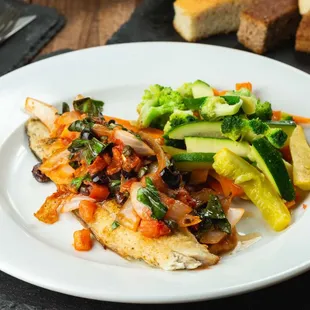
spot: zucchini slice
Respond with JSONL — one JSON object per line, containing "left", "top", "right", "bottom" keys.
{"left": 185, "top": 137, "right": 250, "bottom": 158}
{"left": 172, "top": 152, "right": 215, "bottom": 171}
{"left": 168, "top": 121, "right": 223, "bottom": 140}
{"left": 251, "top": 137, "right": 295, "bottom": 201}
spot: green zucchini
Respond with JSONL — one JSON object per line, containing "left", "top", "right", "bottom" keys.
{"left": 168, "top": 121, "right": 223, "bottom": 140}
{"left": 172, "top": 152, "right": 214, "bottom": 171}
{"left": 251, "top": 137, "right": 295, "bottom": 201}
{"left": 185, "top": 137, "right": 250, "bottom": 158}
{"left": 192, "top": 80, "right": 214, "bottom": 98}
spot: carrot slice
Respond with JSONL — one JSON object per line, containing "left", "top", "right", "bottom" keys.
{"left": 291, "top": 115, "right": 310, "bottom": 124}
{"left": 236, "top": 82, "right": 252, "bottom": 91}
{"left": 272, "top": 110, "right": 282, "bottom": 121}
{"left": 213, "top": 88, "right": 220, "bottom": 96}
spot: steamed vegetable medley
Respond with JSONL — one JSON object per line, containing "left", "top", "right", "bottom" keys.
{"left": 26, "top": 80, "right": 310, "bottom": 261}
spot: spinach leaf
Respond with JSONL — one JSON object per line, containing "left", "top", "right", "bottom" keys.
{"left": 71, "top": 174, "right": 91, "bottom": 190}
{"left": 196, "top": 194, "right": 231, "bottom": 235}
{"left": 198, "top": 195, "right": 226, "bottom": 220}
{"left": 213, "top": 219, "right": 231, "bottom": 234}
{"left": 111, "top": 220, "right": 120, "bottom": 230}
{"left": 73, "top": 97, "right": 104, "bottom": 117}
{"left": 62, "top": 102, "right": 70, "bottom": 114}
{"left": 68, "top": 118, "right": 94, "bottom": 132}
{"left": 68, "top": 138, "right": 108, "bottom": 165}
{"left": 68, "top": 139, "right": 89, "bottom": 153}
{"left": 82, "top": 138, "right": 107, "bottom": 165}
{"left": 137, "top": 177, "right": 167, "bottom": 220}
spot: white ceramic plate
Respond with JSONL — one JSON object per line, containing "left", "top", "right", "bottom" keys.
{"left": 0, "top": 42, "right": 309, "bottom": 304}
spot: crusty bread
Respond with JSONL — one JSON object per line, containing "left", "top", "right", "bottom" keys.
{"left": 299, "top": 0, "right": 310, "bottom": 14}
{"left": 173, "top": 0, "right": 254, "bottom": 42}
{"left": 296, "top": 12, "right": 310, "bottom": 52}
{"left": 237, "top": 0, "right": 301, "bottom": 54}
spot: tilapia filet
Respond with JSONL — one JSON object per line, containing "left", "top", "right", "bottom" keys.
{"left": 26, "top": 118, "right": 220, "bottom": 270}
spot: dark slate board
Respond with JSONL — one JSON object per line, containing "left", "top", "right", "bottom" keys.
{"left": 107, "top": 0, "right": 310, "bottom": 74}
{"left": 0, "top": 0, "right": 66, "bottom": 77}
{"left": 1, "top": 0, "right": 310, "bottom": 309}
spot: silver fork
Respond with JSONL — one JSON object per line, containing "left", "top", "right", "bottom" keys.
{"left": 0, "top": 4, "right": 21, "bottom": 43}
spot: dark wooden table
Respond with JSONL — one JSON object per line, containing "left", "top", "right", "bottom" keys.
{"left": 24, "top": 0, "right": 142, "bottom": 56}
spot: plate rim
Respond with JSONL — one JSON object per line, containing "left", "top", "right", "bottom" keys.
{"left": 0, "top": 41, "right": 310, "bottom": 304}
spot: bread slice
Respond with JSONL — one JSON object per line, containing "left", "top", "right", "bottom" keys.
{"left": 237, "top": 0, "right": 301, "bottom": 54}
{"left": 173, "top": 0, "right": 254, "bottom": 42}
{"left": 299, "top": 0, "right": 310, "bottom": 14}
{"left": 296, "top": 12, "right": 310, "bottom": 52}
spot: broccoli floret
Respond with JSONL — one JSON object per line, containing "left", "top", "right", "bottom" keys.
{"left": 244, "top": 118, "right": 269, "bottom": 140}
{"left": 137, "top": 84, "right": 185, "bottom": 129}
{"left": 163, "top": 110, "right": 198, "bottom": 134}
{"left": 265, "top": 128, "right": 288, "bottom": 149}
{"left": 177, "top": 83, "right": 193, "bottom": 98}
{"left": 221, "top": 115, "right": 245, "bottom": 140}
{"left": 221, "top": 116, "right": 287, "bottom": 148}
{"left": 253, "top": 101, "right": 273, "bottom": 121}
{"left": 200, "top": 97, "right": 242, "bottom": 121}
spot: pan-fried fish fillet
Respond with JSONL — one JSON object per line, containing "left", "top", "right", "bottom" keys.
{"left": 26, "top": 118, "right": 220, "bottom": 270}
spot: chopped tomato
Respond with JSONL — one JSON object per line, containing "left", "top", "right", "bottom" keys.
{"left": 106, "top": 147, "right": 122, "bottom": 175}
{"left": 89, "top": 183, "right": 110, "bottom": 201}
{"left": 88, "top": 156, "right": 107, "bottom": 175}
{"left": 79, "top": 200, "right": 97, "bottom": 222}
{"left": 303, "top": 204, "right": 308, "bottom": 210}
{"left": 280, "top": 145, "right": 292, "bottom": 163}
{"left": 176, "top": 188, "right": 197, "bottom": 208}
{"left": 122, "top": 153, "right": 141, "bottom": 172}
{"left": 120, "top": 178, "right": 137, "bottom": 193}
{"left": 73, "top": 229, "right": 92, "bottom": 251}
{"left": 138, "top": 220, "right": 171, "bottom": 238}
{"left": 236, "top": 82, "right": 252, "bottom": 91}
{"left": 272, "top": 110, "right": 282, "bottom": 121}
{"left": 103, "top": 153, "right": 112, "bottom": 165}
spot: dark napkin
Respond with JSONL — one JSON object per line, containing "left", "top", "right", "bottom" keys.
{"left": 0, "top": 0, "right": 66, "bottom": 77}
{"left": 107, "top": 0, "right": 310, "bottom": 74}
